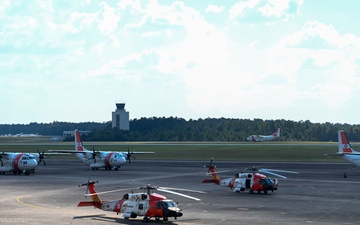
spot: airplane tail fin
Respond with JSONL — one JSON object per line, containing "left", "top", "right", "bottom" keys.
{"left": 202, "top": 159, "right": 220, "bottom": 185}
{"left": 338, "top": 130, "right": 359, "bottom": 154}
{"left": 74, "top": 129, "right": 88, "bottom": 152}
{"left": 77, "top": 181, "right": 102, "bottom": 209}
{"left": 272, "top": 128, "right": 280, "bottom": 137}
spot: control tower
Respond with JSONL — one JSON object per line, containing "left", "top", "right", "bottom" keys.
{"left": 112, "top": 103, "right": 129, "bottom": 130}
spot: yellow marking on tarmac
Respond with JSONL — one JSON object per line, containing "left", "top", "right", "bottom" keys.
{"left": 16, "top": 196, "right": 52, "bottom": 209}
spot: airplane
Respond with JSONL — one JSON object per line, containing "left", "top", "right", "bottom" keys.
{"left": 337, "top": 130, "right": 360, "bottom": 167}
{"left": 246, "top": 128, "right": 280, "bottom": 142}
{"left": 202, "top": 158, "right": 298, "bottom": 194}
{"left": 77, "top": 178, "right": 204, "bottom": 222}
{"left": 0, "top": 150, "right": 47, "bottom": 175}
{"left": 49, "top": 129, "right": 154, "bottom": 170}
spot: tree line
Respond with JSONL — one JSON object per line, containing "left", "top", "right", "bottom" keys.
{"left": 1, "top": 117, "right": 360, "bottom": 142}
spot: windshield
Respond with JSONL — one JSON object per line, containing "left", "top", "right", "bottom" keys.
{"left": 163, "top": 201, "right": 177, "bottom": 208}
{"left": 265, "top": 178, "right": 275, "bottom": 185}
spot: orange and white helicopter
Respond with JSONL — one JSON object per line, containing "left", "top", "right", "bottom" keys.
{"left": 0, "top": 150, "right": 47, "bottom": 175}
{"left": 202, "top": 158, "right": 298, "bottom": 194}
{"left": 49, "top": 129, "right": 154, "bottom": 170}
{"left": 77, "top": 179, "right": 204, "bottom": 222}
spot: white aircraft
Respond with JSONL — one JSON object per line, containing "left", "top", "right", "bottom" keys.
{"left": 50, "top": 129, "right": 154, "bottom": 170}
{"left": 0, "top": 150, "right": 46, "bottom": 175}
{"left": 246, "top": 128, "right": 281, "bottom": 142}
{"left": 337, "top": 130, "right": 360, "bottom": 167}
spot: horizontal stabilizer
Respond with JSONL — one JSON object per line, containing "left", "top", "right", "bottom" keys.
{"left": 77, "top": 201, "right": 95, "bottom": 207}
{"left": 202, "top": 179, "right": 220, "bottom": 185}
{"left": 77, "top": 201, "right": 101, "bottom": 208}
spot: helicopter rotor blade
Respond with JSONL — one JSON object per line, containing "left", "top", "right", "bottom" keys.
{"left": 159, "top": 187, "right": 206, "bottom": 194}
{"left": 85, "top": 188, "right": 134, "bottom": 196}
{"left": 157, "top": 188, "right": 202, "bottom": 201}
{"left": 259, "top": 170, "right": 287, "bottom": 179}
{"left": 260, "top": 169, "right": 299, "bottom": 174}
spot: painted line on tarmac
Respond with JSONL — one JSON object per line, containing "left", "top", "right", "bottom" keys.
{"left": 16, "top": 196, "right": 51, "bottom": 209}
{"left": 16, "top": 196, "right": 69, "bottom": 212}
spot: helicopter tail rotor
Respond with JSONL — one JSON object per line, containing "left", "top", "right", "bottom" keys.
{"left": 202, "top": 158, "right": 221, "bottom": 185}
{"left": 204, "top": 157, "right": 215, "bottom": 173}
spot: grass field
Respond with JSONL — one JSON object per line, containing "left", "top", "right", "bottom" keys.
{"left": 0, "top": 136, "right": 349, "bottom": 162}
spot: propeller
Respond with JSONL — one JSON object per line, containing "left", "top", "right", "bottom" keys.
{"left": 88, "top": 147, "right": 98, "bottom": 164}
{"left": 37, "top": 149, "right": 46, "bottom": 166}
{"left": 0, "top": 153, "right": 3, "bottom": 167}
{"left": 126, "top": 147, "right": 135, "bottom": 164}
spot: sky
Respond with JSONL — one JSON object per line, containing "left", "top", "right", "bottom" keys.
{"left": 1, "top": 0, "right": 360, "bottom": 125}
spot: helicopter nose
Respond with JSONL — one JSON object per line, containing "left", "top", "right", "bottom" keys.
{"left": 264, "top": 184, "right": 277, "bottom": 191}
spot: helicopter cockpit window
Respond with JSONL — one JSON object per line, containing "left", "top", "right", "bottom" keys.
{"left": 265, "top": 178, "right": 275, "bottom": 185}
{"left": 165, "top": 201, "right": 177, "bottom": 208}
{"left": 258, "top": 179, "right": 265, "bottom": 184}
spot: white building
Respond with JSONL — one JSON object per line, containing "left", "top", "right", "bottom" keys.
{"left": 112, "top": 103, "right": 130, "bottom": 130}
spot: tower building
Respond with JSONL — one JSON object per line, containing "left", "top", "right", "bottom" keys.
{"left": 112, "top": 103, "right": 129, "bottom": 130}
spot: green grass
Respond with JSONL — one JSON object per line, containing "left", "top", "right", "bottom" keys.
{"left": 0, "top": 137, "right": 345, "bottom": 162}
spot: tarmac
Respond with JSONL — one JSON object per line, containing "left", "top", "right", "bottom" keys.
{"left": 1, "top": 159, "right": 360, "bottom": 225}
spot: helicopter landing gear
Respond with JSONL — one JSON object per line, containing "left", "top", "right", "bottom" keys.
{"left": 143, "top": 216, "right": 149, "bottom": 223}
{"left": 163, "top": 217, "right": 168, "bottom": 222}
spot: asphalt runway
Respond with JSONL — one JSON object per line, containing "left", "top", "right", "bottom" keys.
{"left": 1, "top": 159, "right": 360, "bottom": 225}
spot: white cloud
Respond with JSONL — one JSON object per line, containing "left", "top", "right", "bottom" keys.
{"left": 229, "top": 0, "right": 303, "bottom": 22}
{"left": 97, "top": 2, "right": 120, "bottom": 34}
{"left": 1, "top": 1, "right": 360, "bottom": 124}
{"left": 267, "top": 20, "right": 360, "bottom": 110}
{"left": 206, "top": 4, "right": 224, "bottom": 13}
{"left": 229, "top": 0, "right": 260, "bottom": 20}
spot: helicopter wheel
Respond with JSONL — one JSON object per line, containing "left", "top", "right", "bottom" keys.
{"left": 264, "top": 190, "right": 268, "bottom": 194}
{"left": 249, "top": 190, "right": 254, "bottom": 194}
{"left": 163, "top": 217, "right": 168, "bottom": 222}
{"left": 143, "top": 216, "right": 149, "bottom": 223}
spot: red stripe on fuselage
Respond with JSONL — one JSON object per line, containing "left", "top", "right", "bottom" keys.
{"left": 105, "top": 152, "right": 115, "bottom": 167}
{"left": 13, "top": 153, "right": 24, "bottom": 172}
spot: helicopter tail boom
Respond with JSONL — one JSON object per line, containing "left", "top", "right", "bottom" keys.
{"left": 77, "top": 201, "right": 102, "bottom": 208}
{"left": 202, "top": 161, "right": 221, "bottom": 185}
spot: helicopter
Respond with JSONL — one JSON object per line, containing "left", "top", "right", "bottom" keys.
{"left": 77, "top": 178, "right": 204, "bottom": 222}
{"left": 202, "top": 158, "right": 298, "bottom": 194}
